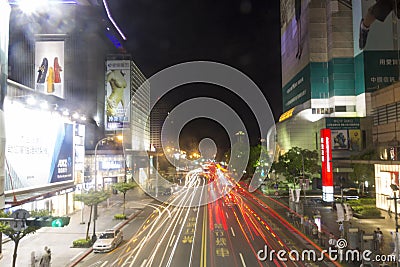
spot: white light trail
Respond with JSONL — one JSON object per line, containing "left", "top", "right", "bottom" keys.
{"left": 102, "top": 0, "right": 127, "bottom": 40}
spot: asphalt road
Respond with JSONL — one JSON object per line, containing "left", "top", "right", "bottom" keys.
{"left": 76, "top": 169, "right": 340, "bottom": 267}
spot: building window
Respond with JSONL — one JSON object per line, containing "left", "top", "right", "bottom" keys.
{"left": 335, "top": 106, "right": 346, "bottom": 112}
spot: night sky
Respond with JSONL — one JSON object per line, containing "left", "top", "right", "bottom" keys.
{"left": 109, "top": 0, "right": 281, "bottom": 151}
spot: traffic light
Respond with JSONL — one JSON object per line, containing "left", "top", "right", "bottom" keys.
{"left": 51, "top": 216, "right": 70, "bottom": 227}
{"left": 25, "top": 216, "right": 70, "bottom": 228}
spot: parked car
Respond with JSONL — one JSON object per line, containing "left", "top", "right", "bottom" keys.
{"left": 93, "top": 229, "right": 123, "bottom": 253}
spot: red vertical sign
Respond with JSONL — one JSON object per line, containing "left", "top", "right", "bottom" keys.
{"left": 320, "top": 128, "right": 333, "bottom": 202}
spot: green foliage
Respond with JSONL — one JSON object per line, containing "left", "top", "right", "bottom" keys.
{"left": 114, "top": 214, "right": 127, "bottom": 220}
{"left": 0, "top": 220, "right": 39, "bottom": 267}
{"left": 72, "top": 238, "right": 92, "bottom": 248}
{"left": 348, "top": 198, "right": 381, "bottom": 217}
{"left": 74, "top": 190, "right": 110, "bottom": 206}
{"left": 271, "top": 147, "right": 320, "bottom": 184}
{"left": 112, "top": 182, "right": 137, "bottom": 216}
{"left": 0, "top": 210, "right": 11, "bottom": 218}
{"left": 112, "top": 182, "right": 137, "bottom": 194}
{"left": 347, "top": 198, "right": 376, "bottom": 206}
{"left": 348, "top": 149, "right": 377, "bottom": 186}
{"left": 248, "top": 144, "right": 271, "bottom": 176}
{"left": 30, "top": 209, "right": 52, "bottom": 217}
{"left": 359, "top": 207, "right": 381, "bottom": 217}
{"left": 74, "top": 190, "right": 110, "bottom": 240}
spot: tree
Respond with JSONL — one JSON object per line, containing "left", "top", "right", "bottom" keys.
{"left": 349, "top": 149, "right": 377, "bottom": 193}
{"left": 112, "top": 182, "right": 137, "bottom": 216}
{"left": 249, "top": 144, "right": 272, "bottom": 177}
{"left": 270, "top": 147, "right": 320, "bottom": 185}
{"left": 0, "top": 210, "right": 38, "bottom": 267}
{"left": 74, "top": 190, "right": 110, "bottom": 240}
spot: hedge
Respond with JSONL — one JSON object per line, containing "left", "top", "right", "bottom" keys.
{"left": 72, "top": 238, "right": 92, "bottom": 248}
{"left": 114, "top": 214, "right": 127, "bottom": 220}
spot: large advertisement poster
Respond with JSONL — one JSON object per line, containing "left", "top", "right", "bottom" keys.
{"left": 35, "top": 40, "right": 64, "bottom": 98}
{"left": 105, "top": 60, "right": 131, "bottom": 130}
{"left": 4, "top": 100, "right": 74, "bottom": 191}
{"left": 353, "top": 0, "right": 400, "bottom": 94}
{"left": 281, "top": 0, "right": 311, "bottom": 109}
{"left": 326, "top": 117, "right": 361, "bottom": 151}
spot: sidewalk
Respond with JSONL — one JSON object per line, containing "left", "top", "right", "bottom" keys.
{"left": 256, "top": 191, "right": 397, "bottom": 266}
{"left": 0, "top": 188, "right": 154, "bottom": 267}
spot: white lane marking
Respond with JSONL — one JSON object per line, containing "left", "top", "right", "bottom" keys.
{"left": 169, "top": 234, "right": 176, "bottom": 247}
{"left": 100, "top": 261, "right": 109, "bottom": 267}
{"left": 230, "top": 227, "right": 236, "bottom": 237}
{"left": 179, "top": 217, "right": 183, "bottom": 224}
{"left": 225, "top": 212, "right": 229, "bottom": 218}
{"left": 239, "top": 253, "right": 247, "bottom": 267}
{"left": 140, "top": 259, "right": 148, "bottom": 267}
{"left": 70, "top": 251, "right": 83, "bottom": 262}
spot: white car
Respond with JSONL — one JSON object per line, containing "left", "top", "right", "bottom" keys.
{"left": 93, "top": 229, "right": 123, "bottom": 253}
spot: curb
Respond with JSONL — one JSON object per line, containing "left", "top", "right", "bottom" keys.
{"left": 67, "top": 209, "right": 142, "bottom": 267}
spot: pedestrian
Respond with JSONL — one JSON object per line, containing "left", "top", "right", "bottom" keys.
{"left": 328, "top": 232, "right": 337, "bottom": 249}
{"left": 39, "top": 246, "right": 51, "bottom": 267}
{"left": 338, "top": 221, "right": 344, "bottom": 237}
{"left": 312, "top": 226, "right": 318, "bottom": 240}
{"left": 376, "top": 228, "right": 384, "bottom": 251}
{"left": 388, "top": 206, "right": 392, "bottom": 219}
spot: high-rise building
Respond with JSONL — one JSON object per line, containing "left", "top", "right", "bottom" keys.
{"left": 3, "top": 1, "right": 150, "bottom": 213}
{"left": 150, "top": 100, "right": 170, "bottom": 149}
{"left": 277, "top": 0, "right": 399, "bottom": 183}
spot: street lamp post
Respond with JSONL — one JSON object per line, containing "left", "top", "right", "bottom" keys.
{"left": 389, "top": 184, "right": 400, "bottom": 267}
{"left": 297, "top": 151, "right": 307, "bottom": 204}
{"left": 92, "top": 136, "right": 120, "bottom": 242}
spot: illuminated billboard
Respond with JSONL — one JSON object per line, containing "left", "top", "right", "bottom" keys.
{"left": 326, "top": 118, "right": 361, "bottom": 151}
{"left": 105, "top": 60, "right": 131, "bottom": 130}
{"left": 4, "top": 100, "right": 74, "bottom": 191}
{"left": 280, "top": 0, "right": 313, "bottom": 111}
{"left": 320, "top": 128, "right": 333, "bottom": 202}
{"left": 353, "top": 1, "right": 400, "bottom": 93}
{"left": 35, "top": 40, "right": 65, "bottom": 98}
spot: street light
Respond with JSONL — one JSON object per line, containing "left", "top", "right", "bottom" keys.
{"left": 297, "top": 151, "right": 307, "bottom": 204}
{"left": 92, "top": 135, "right": 122, "bottom": 242}
{"left": 389, "top": 184, "right": 400, "bottom": 266}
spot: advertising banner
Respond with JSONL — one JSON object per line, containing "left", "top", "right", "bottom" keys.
{"left": 4, "top": 100, "right": 74, "bottom": 191}
{"left": 353, "top": 1, "right": 400, "bottom": 94}
{"left": 280, "top": 0, "right": 312, "bottom": 111}
{"left": 35, "top": 40, "right": 65, "bottom": 98}
{"left": 325, "top": 117, "right": 360, "bottom": 129}
{"left": 332, "top": 129, "right": 349, "bottom": 150}
{"left": 348, "top": 129, "right": 361, "bottom": 151}
{"left": 51, "top": 123, "right": 73, "bottom": 182}
{"left": 105, "top": 60, "right": 131, "bottom": 130}
{"left": 320, "top": 128, "right": 333, "bottom": 202}
{"left": 326, "top": 118, "right": 361, "bottom": 151}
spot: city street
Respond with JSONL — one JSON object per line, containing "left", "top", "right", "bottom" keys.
{"left": 0, "top": 188, "right": 154, "bottom": 267}
{"left": 75, "top": 170, "right": 339, "bottom": 267}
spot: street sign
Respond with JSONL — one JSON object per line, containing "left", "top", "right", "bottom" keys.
{"left": 11, "top": 209, "right": 30, "bottom": 220}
